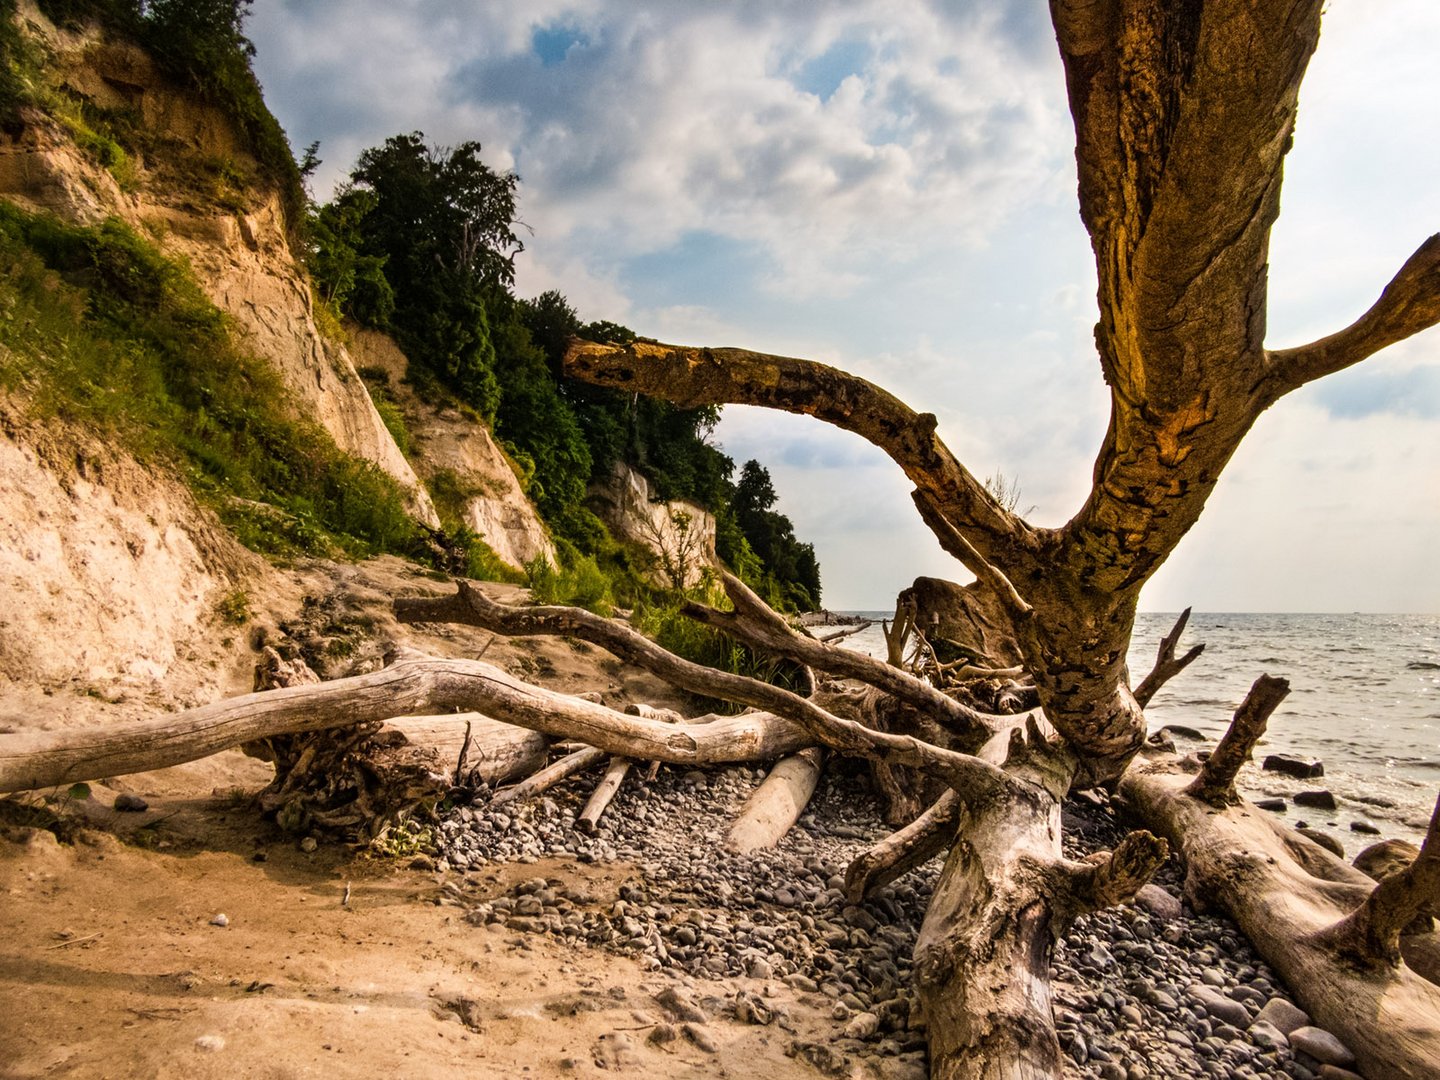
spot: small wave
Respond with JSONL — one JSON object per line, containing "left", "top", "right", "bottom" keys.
{"left": 1407, "top": 661, "right": 1440, "bottom": 671}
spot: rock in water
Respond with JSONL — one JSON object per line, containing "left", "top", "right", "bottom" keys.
{"left": 1352, "top": 838, "right": 1420, "bottom": 880}
{"left": 1294, "top": 789, "right": 1337, "bottom": 810}
{"left": 1262, "top": 754, "right": 1324, "bottom": 779}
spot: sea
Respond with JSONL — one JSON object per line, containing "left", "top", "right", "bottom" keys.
{"left": 816, "top": 612, "right": 1439, "bottom": 846}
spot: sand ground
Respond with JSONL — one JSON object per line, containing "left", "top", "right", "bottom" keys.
{"left": 0, "top": 558, "right": 874, "bottom": 1080}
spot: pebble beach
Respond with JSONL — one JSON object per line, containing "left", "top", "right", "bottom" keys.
{"left": 430, "top": 759, "right": 1368, "bottom": 1079}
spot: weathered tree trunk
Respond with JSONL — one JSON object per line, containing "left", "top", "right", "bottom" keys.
{"left": 917, "top": 730, "right": 1167, "bottom": 1080}
{"left": 1122, "top": 758, "right": 1440, "bottom": 1079}
{"left": 915, "top": 778, "right": 1066, "bottom": 1080}
{"left": 726, "top": 747, "right": 824, "bottom": 853}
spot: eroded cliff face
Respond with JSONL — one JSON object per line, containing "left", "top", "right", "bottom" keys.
{"left": 0, "top": 8, "right": 437, "bottom": 526}
{"left": 346, "top": 328, "right": 556, "bottom": 571}
{"left": 588, "top": 463, "right": 719, "bottom": 589}
{"left": 0, "top": 404, "right": 264, "bottom": 724}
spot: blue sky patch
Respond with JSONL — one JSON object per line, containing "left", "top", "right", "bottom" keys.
{"left": 1314, "top": 363, "right": 1440, "bottom": 419}
{"left": 620, "top": 230, "right": 770, "bottom": 310}
{"left": 793, "top": 40, "right": 870, "bottom": 101}
{"left": 532, "top": 25, "right": 587, "bottom": 67}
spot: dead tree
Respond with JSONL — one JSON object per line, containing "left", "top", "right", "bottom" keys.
{"left": 3, "top": 5, "right": 1438, "bottom": 1078}
{"left": 551, "top": 5, "right": 1440, "bottom": 1076}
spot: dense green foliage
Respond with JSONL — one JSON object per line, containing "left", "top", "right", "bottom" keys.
{"left": 726, "top": 460, "right": 822, "bottom": 611}
{"left": 11, "top": 0, "right": 305, "bottom": 231}
{"left": 306, "top": 131, "right": 823, "bottom": 608}
{"left": 0, "top": 201, "right": 416, "bottom": 557}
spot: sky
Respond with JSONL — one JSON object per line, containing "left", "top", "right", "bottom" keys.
{"left": 246, "top": 1, "right": 1440, "bottom": 613}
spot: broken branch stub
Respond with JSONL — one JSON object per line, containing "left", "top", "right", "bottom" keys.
{"left": 1133, "top": 608, "right": 1205, "bottom": 708}
{"left": 1185, "top": 674, "right": 1290, "bottom": 807}
{"left": 1321, "top": 792, "right": 1440, "bottom": 967}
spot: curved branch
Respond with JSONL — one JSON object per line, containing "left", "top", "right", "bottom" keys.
{"left": 1264, "top": 234, "right": 1440, "bottom": 399}
{"left": 394, "top": 584, "right": 1006, "bottom": 792}
{"left": 0, "top": 657, "right": 813, "bottom": 793}
{"left": 680, "top": 571, "right": 996, "bottom": 749}
{"left": 564, "top": 337, "right": 1033, "bottom": 561}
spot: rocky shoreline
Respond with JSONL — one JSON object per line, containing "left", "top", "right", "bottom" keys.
{"left": 428, "top": 759, "right": 1367, "bottom": 1079}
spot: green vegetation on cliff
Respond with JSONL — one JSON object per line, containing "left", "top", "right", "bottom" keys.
{"left": 307, "top": 133, "right": 822, "bottom": 610}
{"left": 3, "top": 0, "right": 305, "bottom": 231}
{"left": 0, "top": 202, "right": 414, "bottom": 557}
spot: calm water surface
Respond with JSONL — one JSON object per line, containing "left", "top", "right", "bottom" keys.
{"left": 825, "top": 612, "right": 1439, "bottom": 845}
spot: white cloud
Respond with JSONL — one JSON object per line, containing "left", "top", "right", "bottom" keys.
{"left": 246, "top": 1, "right": 1440, "bottom": 612}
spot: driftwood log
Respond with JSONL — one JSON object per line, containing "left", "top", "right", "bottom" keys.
{"left": 576, "top": 756, "right": 632, "bottom": 833}
{"left": 1123, "top": 759, "right": 1440, "bottom": 1080}
{"left": 725, "top": 747, "right": 824, "bottom": 853}
{"left": 0, "top": 657, "right": 816, "bottom": 795}
{"left": 491, "top": 745, "right": 607, "bottom": 808}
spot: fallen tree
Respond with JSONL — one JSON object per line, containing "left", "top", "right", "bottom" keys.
{"left": 546, "top": 4, "right": 1440, "bottom": 1076}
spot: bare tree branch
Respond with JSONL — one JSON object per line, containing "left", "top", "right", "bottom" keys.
{"left": 564, "top": 337, "right": 1033, "bottom": 561}
{"left": 911, "top": 491, "right": 1033, "bottom": 622}
{"left": 1323, "top": 792, "right": 1440, "bottom": 967}
{"left": 1185, "top": 674, "right": 1291, "bottom": 807}
{"left": 394, "top": 583, "right": 1008, "bottom": 792}
{"left": 1133, "top": 607, "right": 1205, "bottom": 708}
{"left": 844, "top": 790, "right": 961, "bottom": 903}
{"left": 1265, "top": 234, "right": 1440, "bottom": 398}
{"left": 680, "top": 572, "right": 995, "bottom": 748}
{"left": 0, "top": 657, "right": 815, "bottom": 793}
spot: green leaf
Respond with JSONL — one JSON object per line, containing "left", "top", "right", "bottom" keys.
{"left": 68, "top": 782, "right": 91, "bottom": 801}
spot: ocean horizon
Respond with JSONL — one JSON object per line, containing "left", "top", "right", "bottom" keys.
{"left": 817, "top": 610, "right": 1439, "bottom": 847}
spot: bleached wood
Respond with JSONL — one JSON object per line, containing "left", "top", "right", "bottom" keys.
{"left": 1124, "top": 760, "right": 1440, "bottom": 1080}
{"left": 725, "top": 747, "right": 824, "bottom": 853}
{"left": 379, "top": 715, "right": 548, "bottom": 786}
{"left": 490, "top": 745, "right": 607, "bottom": 808}
{"left": 576, "top": 756, "right": 632, "bottom": 834}
{"left": 0, "top": 658, "right": 815, "bottom": 794}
